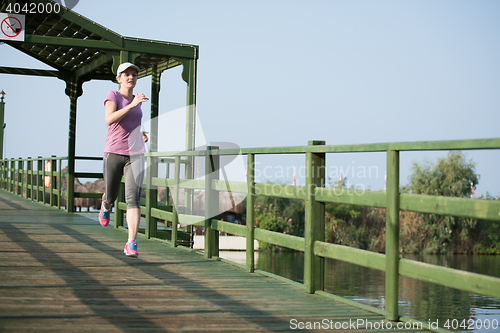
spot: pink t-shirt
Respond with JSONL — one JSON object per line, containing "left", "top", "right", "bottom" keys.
{"left": 103, "top": 90, "right": 145, "bottom": 156}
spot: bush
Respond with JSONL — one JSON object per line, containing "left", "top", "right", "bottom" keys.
{"left": 255, "top": 204, "right": 296, "bottom": 251}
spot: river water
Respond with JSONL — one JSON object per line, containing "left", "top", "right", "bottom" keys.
{"left": 219, "top": 251, "right": 500, "bottom": 332}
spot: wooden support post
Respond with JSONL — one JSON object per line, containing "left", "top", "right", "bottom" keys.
{"left": 184, "top": 59, "right": 197, "bottom": 154}
{"left": 184, "top": 59, "right": 197, "bottom": 243}
{"left": 246, "top": 153, "right": 255, "bottom": 273}
{"left": 17, "top": 158, "right": 23, "bottom": 196}
{"left": 50, "top": 156, "right": 56, "bottom": 207}
{"left": 26, "top": 158, "right": 32, "bottom": 200}
{"left": 4, "top": 158, "right": 8, "bottom": 191}
{"left": 145, "top": 155, "right": 158, "bottom": 239}
{"left": 10, "top": 158, "right": 14, "bottom": 193}
{"left": 385, "top": 150, "right": 400, "bottom": 321}
{"left": 42, "top": 158, "right": 47, "bottom": 205}
{"left": 0, "top": 97, "right": 4, "bottom": 161}
{"left": 145, "top": 65, "right": 160, "bottom": 239}
{"left": 165, "top": 163, "right": 170, "bottom": 206}
{"left": 0, "top": 160, "right": 3, "bottom": 189}
{"left": 65, "top": 78, "right": 81, "bottom": 212}
{"left": 204, "top": 146, "right": 219, "bottom": 258}
{"left": 304, "top": 140, "right": 326, "bottom": 294}
{"left": 3, "top": 159, "right": 7, "bottom": 190}
{"left": 171, "top": 156, "right": 181, "bottom": 247}
{"left": 58, "top": 159, "right": 62, "bottom": 209}
{"left": 3, "top": 159, "right": 6, "bottom": 190}
{"left": 1, "top": 160, "right": 4, "bottom": 190}
{"left": 36, "top": 157, "right": 42, "bottom": 201}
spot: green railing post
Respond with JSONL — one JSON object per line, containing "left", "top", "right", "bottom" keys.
{"left": 37, "top": 157, "right": 43, "bottom": 202}
{"left": 0, "top": 94, "right": 4, "bottom": 161}
{"left": 204, "top": 146, "right": 219, "bottom": 258}
{"left": 65, "top": 78, "right": 82, "bottom": 212}
{"left": 171, "top": 156, "right": 181, "bottom": 247}
{"left": 57, "top": 159, "right": 62, "bottom": 209}
{"left": 246, "top": 153, "right": 255, "bottom": 273}
{"left": 5, "top": 159, "right": 8, "bottom": 191}
{"left": 42, "top": 159, "right": 47, "bottom": 205}
{"left": 0, "top": 160, "right": 3, "bottom": 189}
{"left": 385, "top": 150, "right": 400, "bottom": 321}
{"left": 26, "top": 158, "right": 32, "bottom": 200}
{"left": 17, "top": 158, "right": 23, "bottom": 196}
{"left": 9, "top": 158, "right": 14, "bottom": 193}
{"left": 304, "top": 140, "right": 326, "bottom": 294}
{"left": 184, "top": 59, "right": 197, "bottom": 248}
{"left": 146, "top": 154, "right": 158, "bottom": 239}
{"left": 114, "top": 180, "right": 125, "bottom": 228}
{"left": 146, "top": 64, "right": 160, "bottom": 239}
{"left": 3, "top": 159, "right": 6, "bottom": 190}
{"left": 3, "top": 159, "right": 7, "bottom": 190}
{"left": 50, "top": 156, "right": 56, "bottom": 207}
{"left": 165, "top": 162, "right": 170, "bottom": 207}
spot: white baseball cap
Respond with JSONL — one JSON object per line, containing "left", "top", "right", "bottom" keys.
{"left": 117, "top": 62, "right": 140, "bottom": 75}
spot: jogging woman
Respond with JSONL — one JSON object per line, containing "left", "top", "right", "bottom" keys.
{"left": 99, "top": 62, "right": 149, "bottom": 258}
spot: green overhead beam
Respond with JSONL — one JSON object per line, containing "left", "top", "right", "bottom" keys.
{"left": 122, "top": 38, "right": 199, "bottom": 59}
{"left": 0, "top": 66, "right": 69, "bottom": 79}
{"left": 15, "top": 35, "right": 198, "bottom": 60}
{"left": 138, "top": 59, "right": 183, "bottom": 79}
{"left": 74, "top": 53, "right": 114, "bottom": 78}
{"left": 21, "top": 35, "right": 121, "bottom": 51}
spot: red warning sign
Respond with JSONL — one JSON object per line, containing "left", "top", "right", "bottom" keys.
{"left": 0, "top": 14, "right": 25, "bottom": 41}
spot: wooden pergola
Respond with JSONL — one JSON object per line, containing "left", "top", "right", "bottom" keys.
{"left": 0, "top": 0, "right": 199, "bottom": 211}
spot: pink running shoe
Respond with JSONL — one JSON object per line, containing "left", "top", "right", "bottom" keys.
{"left": 124, "top": 239, "right": 139, "bottom": 258}
{"left": 99, "top": 203, "right": 110, "bottom": 227}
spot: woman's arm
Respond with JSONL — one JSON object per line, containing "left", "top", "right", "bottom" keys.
{"left": 104, "top": 93, "right": 149, "bottom": 126}
{"left": 105, "top": 100, "right": 133, "bottom": 125}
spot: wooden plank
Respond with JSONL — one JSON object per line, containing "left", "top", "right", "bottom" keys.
{"left": 213, "top": 180, "right": 248, "bottom": 194}
{"left": 400, "top": 193, "right": 500, "bottom": 221}
{"left": 211, "top": 219, "right": 247, "bottom": 237}
{"left": 399, "top": 258, "right": 500, "bottom": 299}
{"left": 254, "top": 183, "right": 307, "bottom": 200}
{"left": 314, "top": 241, "right": 386, "bottom": 271}
{"left": 315, "top": 187, "right": 386, "bottom": 208}
{"left": 151, "top": 207, "right": 173, "bottom": 221}
{"left": 151, "top": 177, "right": 205, "bottom": 190}
{"left": 254, "top": 228, "right": 305, "bottom": 252}
{"left": 178, "top": 213, "right": 204, "bottom": 225}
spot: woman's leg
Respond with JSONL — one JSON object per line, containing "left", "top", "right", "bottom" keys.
{"left": 102, "top": 153, "right": 125, "bottom": 209}
{"left": 100, "top": 153, "right": 125, "bottom": 226}
{"left": 126, "top": 208, "right": 141, "bottom": 240}
{"left": 124, "top": 154, "right": 145, "bottom": 240}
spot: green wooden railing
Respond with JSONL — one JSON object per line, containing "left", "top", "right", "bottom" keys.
{"left": 2, "top": 138, "right": 500, "bottom": 331}
{"left": 0, "top": 155, "right": 103, "bottom": 210}
{"left": 132, "top": 138, "right": 500, "bottom": 331}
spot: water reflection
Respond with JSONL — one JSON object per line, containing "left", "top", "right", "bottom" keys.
{"left": 219, "top": 251, "right": 500, "bottom": 332}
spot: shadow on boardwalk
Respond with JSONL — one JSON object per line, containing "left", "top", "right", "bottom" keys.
{"left": 0, "top": 190, "right": 420, "bottom": 332}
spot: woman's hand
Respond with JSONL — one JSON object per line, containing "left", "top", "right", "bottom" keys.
{"left": 142, "top": 131, "right": 149, "bottom": 143}
{"left": 131, "top": 93, "right": 149, "bottom": 108}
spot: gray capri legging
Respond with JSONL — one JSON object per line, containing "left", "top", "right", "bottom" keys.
{"left": 103, "top": 152, "right": 145, "bottom": 209}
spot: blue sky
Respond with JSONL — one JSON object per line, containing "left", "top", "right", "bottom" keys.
{"left": 1, "top": 0, "right": 499, "bottom": 196}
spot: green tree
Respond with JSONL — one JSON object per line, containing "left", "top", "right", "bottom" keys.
{"left": 404, "top": 150, "right": 479, "bottom": 198}
{"left": 403, "top": 151, "right": 480, "bottom": 253}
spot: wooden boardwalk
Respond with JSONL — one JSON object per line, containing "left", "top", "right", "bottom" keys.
{"left": 0, "top": 190, "right": 424, "bottom": 332}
